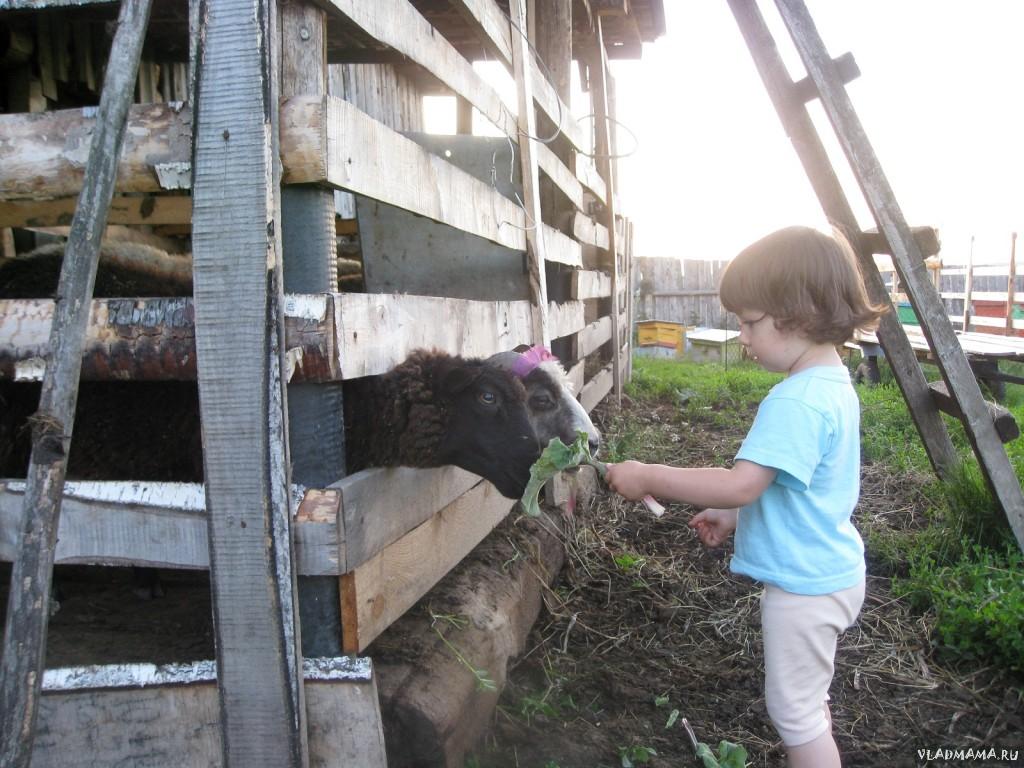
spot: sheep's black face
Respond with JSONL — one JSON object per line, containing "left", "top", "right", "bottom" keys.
{"left": 435, "top": 362, "right": 539, "bottom": 498}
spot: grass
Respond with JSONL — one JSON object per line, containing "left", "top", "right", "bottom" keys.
{"left": 626, "top": 355, "right": 1024, "bottom": 676}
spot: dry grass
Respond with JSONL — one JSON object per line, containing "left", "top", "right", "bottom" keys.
{"left": 472, "top": 394, "right": 1023, "bottom": 768}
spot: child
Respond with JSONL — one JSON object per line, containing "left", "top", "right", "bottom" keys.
{"left": 606, "top": 226, "right": 886, "bottom": 768}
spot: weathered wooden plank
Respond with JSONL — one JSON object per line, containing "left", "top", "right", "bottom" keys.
{"left": 775, "top": 0, "right": 1024, "bottom": 550}
{"left": 1, "top": 293, "right": 550, "bottom": 383}
{"left": 190, "top": 0, "right": 305, "bottom": 762}
{"left": 0, "top": 103, "right": 192, "bottom": 201}
{"left": 333, "top": 466, "right": 479, "bottom": 572}
{"left": 566, "top": 358, "right": 585, "bottom": 394}
{"left": 572, "top": 269, "right": 612, "bottom": 300}
{"left": 31, "top": 658, "right": 385, "bottom": 768}
{"left": 0, "top": 480, "right": 209, "bottom": 569}
{"left": 572, "top": 211, "right": 609, "bottom": 251}
{"left": 0, "top": 195, "right": 192, "bottom": 228}
{"left": 282, "top": 94, "right": 524, "bottom": 250}
{"left": 333, "top": 293, "right": 535, "bottom": 379}
{"left": 548, "top": 299, "right": 586, "bottom": 340}
{"left": 340, "top": 479, "right": 514, "bottom": 653}
{"left": 579, "top": 361, "right": 613, "bottom": 413}
{"left": 0, "top": 3, "right": 152, "bottom": 764}
{"left": 862, "top": 226, "right": 940, "bottom": 258}
{"left": 544, "top": 221, "right": 584, "bottom": 268}
{"left": 590, "top": 19, "right": 622, "bottom": 404}
{"left": 928, "top": 382, "right": 1020, "bottom": 443}
{"left": 578, "top": 315, "right": 612, "bottom": 358}
{"left": 510, "top": 0, "right": 550, "bottom": 345}
{"left": 0, "top": 469, "right": 500, "bottom": 578}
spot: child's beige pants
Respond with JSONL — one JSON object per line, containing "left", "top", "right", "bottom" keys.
{"left": 760, "top": 579, "right": 865, "bottom": 746}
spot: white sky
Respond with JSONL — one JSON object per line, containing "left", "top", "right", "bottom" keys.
{"left": 609, "top": 1, "right": 1024, "bottom": 264}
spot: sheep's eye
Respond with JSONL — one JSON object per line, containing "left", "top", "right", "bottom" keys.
{"left": 529, "top": 393, "right": 555, "bottom": 410}
{"left": 477, "top": 390, "right": 497, "bottom": 406}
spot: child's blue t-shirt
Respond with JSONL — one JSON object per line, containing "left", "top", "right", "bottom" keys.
{"left": 731, "top": 365, "right": 865, "bottom": 595}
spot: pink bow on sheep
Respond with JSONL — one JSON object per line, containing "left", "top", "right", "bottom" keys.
{"left": 511, "top": 345, "right": 558, "bottom": 378}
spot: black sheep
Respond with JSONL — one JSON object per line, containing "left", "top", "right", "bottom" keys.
{"left": 344, "top": 349, "right": 540, "bottom": 499}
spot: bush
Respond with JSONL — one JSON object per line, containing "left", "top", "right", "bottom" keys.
{"left": 899, "top": 545, "right": 1024, "bottom": 673}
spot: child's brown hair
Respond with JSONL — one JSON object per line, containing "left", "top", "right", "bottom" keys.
{"left": 719, "top": 226, "right": 887, "bottom": 344}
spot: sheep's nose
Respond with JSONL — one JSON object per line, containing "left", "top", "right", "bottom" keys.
{"left": 588, "top": 435, "right": 601, "bottom": 455}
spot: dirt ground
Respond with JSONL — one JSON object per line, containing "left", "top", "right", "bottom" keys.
{"left": 468, "top": 396, "right": 1024, "bottom": 768}
{"left": 2, "top": 393, "right": 1022, "bottom": 767}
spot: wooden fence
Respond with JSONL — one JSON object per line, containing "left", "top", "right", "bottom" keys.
{"left": 633, "top": 256, "right": 732, "bottom": 330}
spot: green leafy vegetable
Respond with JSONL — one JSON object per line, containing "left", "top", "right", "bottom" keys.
{"left": 520, "top": 431, "right": 665, "bottom": 517}
{"left": 695, "top": 741, "right": 748, "bottom": 768}
{"left": 520, "top": 431, "right": 598, "bottom": 517}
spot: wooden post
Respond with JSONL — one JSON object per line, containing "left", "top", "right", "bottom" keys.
{"left": 0, "top": 2, "right": 153, "bottom": 765}
{"left": 592, "top": 17, "right": 623, "bottom": 403}
{"left": 191, "top": 0, "right": 307, "bottom": 764}
{"left": 281, "top": 0, "right": 348, "bottom": 659}
{"left": 773, "top": 0, "right": 1024, "bottom": 550}
{"left": 1006, "top": 232, "right": 1017, "bottom": 336}
{"left": 509, "top": 0, "right": 551, "bottom": 347}
{"left": 534, "top": 0, "right": 572, "bottom": 222}
{"left": 728, "top": 0, "right": 958, "bottom": 477}
{"left": 962, "top": 235, "right": 975, "bottom": 332}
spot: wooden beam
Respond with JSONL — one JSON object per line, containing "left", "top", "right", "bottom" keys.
{"left": 791, "top": 50, "right": 859, "bottom": 102}
{"left": 0, "top": 293, "right": 547, "bottom": 383}
{"left": 282, "top": 95, "right": 524, "bottom": 250}
{"left": 31, "top": 659, "right": 385, "bottom": 768}
{"left": 572, "top": 210, "right": 609, "bottom": 250}
{"left": 928, "top": 382, "right": 1019, "bottom": 443}
{"left": 774, "top": 0, "right": 1024, "bottom": 550}
{"left": 0, "top": 103, "right": 192, "bottom": 200}
{"left": 590, "top": 18, "right": 622, "bottom": 404}
{"left": 341, "top": 479, "right": 513, "bottom": 653}
{"left": 0, "top": 3, "right": 152, "bottom": 764}
{"left": 0, "top": 471, "right": 481, "bottom": 576}
{"left": 571, "top": 269, "right": 612, "bottom": 300}
{"left": 862, "top": 226, "right": 941, "bottom": 258}
{"left": 579, "top": 361, "right": 613, "bottom": 412}
{"left": 577, "top": 315, "right": 612, "bottom": 358}
{"left": 0, "top": 195, "right": 192, "bottom": 229}
{"left": 334, "top": 466, "right": 480, "bottom": 572}
{"left": 191, "top": 0, "right": 305, "bottom": 763}
{"left": 510, "top": 0, "right": 550, "bottom": 346}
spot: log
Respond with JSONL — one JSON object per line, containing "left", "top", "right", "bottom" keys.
{"left": 374, "top": 510, "right": 567, "bottom": 767}
{"left": 0, "top": 103, "right": 192, "bottom": 200}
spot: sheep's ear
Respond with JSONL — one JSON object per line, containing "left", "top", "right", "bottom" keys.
{"left": 439, "top": 362, "right": 481, "bottom": 395}
{"left": 513, "top": 344, "right": 532, "bottom": 353}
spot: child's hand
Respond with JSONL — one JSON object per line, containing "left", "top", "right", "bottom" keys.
{"left": 689, "top": 507, "right": 738, "bottom": 548}
{"left": 605, "top": 460, "right": 650, "bottom": 501}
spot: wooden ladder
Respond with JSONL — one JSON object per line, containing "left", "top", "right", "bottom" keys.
{"left": 727, "top": 0, "right": 1024, "bottom": 552}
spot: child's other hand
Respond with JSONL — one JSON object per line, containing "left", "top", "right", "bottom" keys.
{"left": 689, "top": 507, "right": 738, "bottom": 548}
{"left": 605, "top": 460, "right": 649, "bottom": 501}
